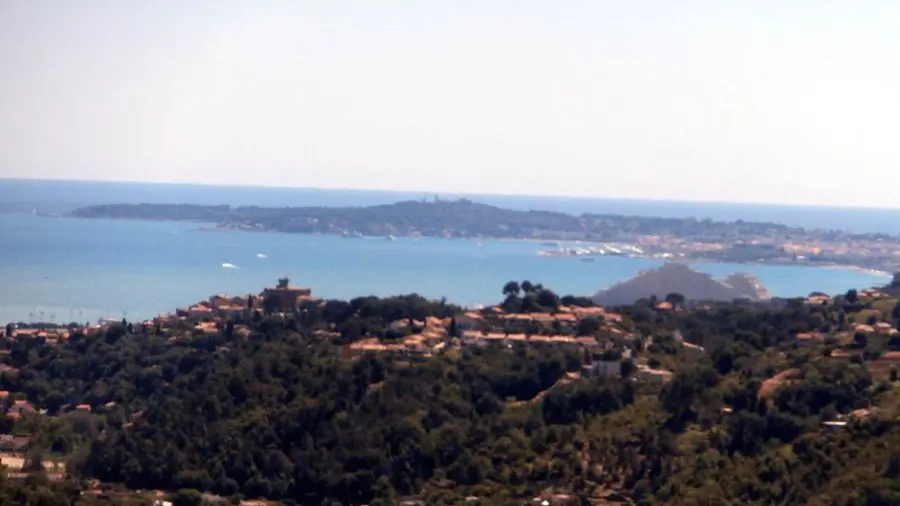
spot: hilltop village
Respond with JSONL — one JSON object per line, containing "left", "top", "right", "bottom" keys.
{"left": 4, "top": 277, "right": 684, "bottom": 385}
{"left": 2, "top": 276, "right": 900, "bottom": 504}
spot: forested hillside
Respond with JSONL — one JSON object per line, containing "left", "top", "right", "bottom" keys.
{"left": 3, "top": 286, "right": 900, "bottom": 505}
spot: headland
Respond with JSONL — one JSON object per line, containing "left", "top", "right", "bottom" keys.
{"left": 68, "top": 199, "right": 900, "bottom": 272}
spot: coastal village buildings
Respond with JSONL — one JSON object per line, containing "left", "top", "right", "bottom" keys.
{"left": 583, "top": 359, "right": 623, "bottom": 378}
{"left": 3, "top": 276, "right": 898, "bottom": 500}
{"left": 0, "top": 279, "right": 674, "bottom": 382}
{"left": 0, "top": 277, "right": 702, "bottom": 400}
{"left": 795, "top": 332, "right": 826, "bottom": 346}
{"left": 635, "top": 364, "right": 674, "bottom": 384}
{"left": 261, "top": 277, "right": 313, "bottom": 313}
{"left": 455, "top": 312, "right": 482, "bottom": 331}
{"left": 4, "top": 274, "right": 820, "bottom": 417}
{"left": 187, "top": 304, "right": 214, "bottom": 320}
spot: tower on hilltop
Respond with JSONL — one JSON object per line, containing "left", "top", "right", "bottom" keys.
{"left": 262, "top": 277, "right": 312, "bottom": 314}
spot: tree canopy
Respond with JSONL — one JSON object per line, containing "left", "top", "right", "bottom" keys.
{"left": 3, "top": 286, "right": 900, "bottom": 504}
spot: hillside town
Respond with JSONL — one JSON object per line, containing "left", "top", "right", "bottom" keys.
{"left": 3, "top": 276, "right": 900, "bottom": 504}
{"left": 0, "top": 277, "right": 698, "bottom": 499}
{"left": 3, "top": 277, "right": 686, "bottom": 386}
{"left": 6, "top": 281, "right": 899, "bottom": 391}
{"left": 4, "top": 280, "right": 899, "bottom": 404}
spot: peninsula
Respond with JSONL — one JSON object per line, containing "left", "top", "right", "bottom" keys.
{"left": 69, "top": 199, "right": 900, "bottom": 271}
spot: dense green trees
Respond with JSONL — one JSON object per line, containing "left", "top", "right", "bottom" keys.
{"left": 3, "top": 314, "right": 597, "bottom": 503}
{"left": 500, "top": 280, "right": 560, "bottom": 313}
{"left": 4, "top": 289, "right": 900, "bottom": 504}
{"left": 0, "top": 474, "right": 147, "bottom": 506}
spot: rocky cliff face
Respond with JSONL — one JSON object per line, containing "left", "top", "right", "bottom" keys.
{"left": 593, "top": 262, "right": 769, "bottom": 306}
{"left": 722, "top": 272, "right": 770, "bottom": 299}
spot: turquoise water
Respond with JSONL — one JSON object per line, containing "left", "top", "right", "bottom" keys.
{"left": 0, "top": 214, "right": 890, "bottom": 324}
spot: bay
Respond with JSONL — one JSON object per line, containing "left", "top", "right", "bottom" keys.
{"left": 0, "top": 213, "right": 890, "bottom": 324}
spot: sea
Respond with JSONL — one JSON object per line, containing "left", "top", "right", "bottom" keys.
{"left": 0, "top": 179, "right": 896, "bottom": 324}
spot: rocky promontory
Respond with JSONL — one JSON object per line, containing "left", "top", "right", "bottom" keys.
{"left": 593, "top": 262, "right": 769, "bottom": 306}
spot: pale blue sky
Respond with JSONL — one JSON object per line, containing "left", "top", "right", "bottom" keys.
{"left": 1, "top": 1, "right": 898, "bottom": 207}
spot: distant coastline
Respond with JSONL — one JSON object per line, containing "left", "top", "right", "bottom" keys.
{"left": 2, "top": 212, "right": 893, "bottom": 325}
{"left": 68, "top": 200, "right": 900, "bottom": 274}
{"left": 822, "top": 264, "right": 893, "bottom": 278}
{"left": 7, "top": 177, "right": 900, "bottom": 234}
{"left": 199, "top": 223, "right": 894, "bottom": 279}
{"left": 535, "top": 247, "right": 894, "bottom": 279}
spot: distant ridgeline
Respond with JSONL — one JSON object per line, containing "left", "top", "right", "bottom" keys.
{"left": 67, "top": 199, "right": 881, "bottom": 239}
{"left": 68, "top": 200, "right": 799, "bottom": 238}
{"left": 69, "top": 200, "right": 900, "bottom": 270}
{"left": 593, "top": 262, "right": 770, "bottom": 306}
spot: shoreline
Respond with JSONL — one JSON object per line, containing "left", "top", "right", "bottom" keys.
{"left": 820, "top": 264, "right": 893, "bottom": 278}
{"left": 60, "top": 215, "right": 899, "bottom": 275}
{"left": 531, "top": 248, "right": 895, "bottom": 276}
{"left": 1, "top": 256, "right": 892, "bottom": 327}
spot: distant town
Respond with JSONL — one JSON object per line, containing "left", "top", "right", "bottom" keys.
{"left": 69, "top": 199, "right": 900, "bottom": 272}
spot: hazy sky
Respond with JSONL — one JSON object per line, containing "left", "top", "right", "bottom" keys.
{"left": 1, "top": 1, "right": 898, "bottom": 207}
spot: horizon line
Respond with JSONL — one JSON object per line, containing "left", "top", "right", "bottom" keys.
{"left": 3, "top": 176, "right": 900, "bottom": 213}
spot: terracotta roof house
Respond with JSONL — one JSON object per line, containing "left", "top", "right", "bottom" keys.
{"left": 455, "top": 312, "right": 483, "bottom": 331}
{"left": 795, "top": 332, "right": 825, "bottom": 346}
{"left": 875, "top": 322, "right": 894, "bottom": 334}
{"left": 554, "top": 313, "right": 577, "bottom": 323}
{"left": 530, "top": 313, "right": 556, "bottom": 324}
{"left": 188, "top": 305, "right": 214, "bottom": 320}
{"left": 604, "top": 313, "right": 624, "bottom": 323}
{"left": 853, "top": 324, "right": 876, "bottom": 334}
{"left": 572, "top": 306, "right": 605, "bottom": 317}
{"left": 636, "top": 364, "right": 673, "bottom": 384}
{"left": 261, "top": 278, "right": 312, "bottom": 313}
